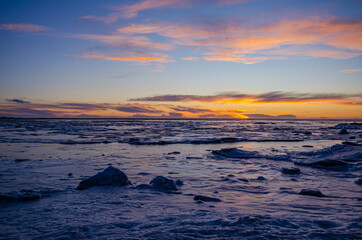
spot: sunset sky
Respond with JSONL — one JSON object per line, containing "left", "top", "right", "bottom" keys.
{"left": 0, "top": 0, "right": 361, "bottom": 119}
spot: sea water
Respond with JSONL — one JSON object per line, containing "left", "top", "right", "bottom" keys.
{"left": 0, "top": 119, "right": 361, "bottom": 239}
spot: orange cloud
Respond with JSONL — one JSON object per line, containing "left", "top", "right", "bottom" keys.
{"left": 340, "top": 69, "right": 362, "bottom": 73}
{"left": 1, "top": 96, "right": 361, "bottom": 119}
{"left": 0, "top": 99, "right": 240, "bottom": 118}
{"left": 0, "top": 23, "right": 50, "bottom": 32}
{"left": 182, "top": 57, "right": 200, "bottom": 61}
{"left": 130, "top": 91, "right": 362, "bottom": 105}
{"left": 116, "top": 17, "right": 362, "bottom": 63}
{"left": 73, "top": 52, "right": 170, "bottom": 63}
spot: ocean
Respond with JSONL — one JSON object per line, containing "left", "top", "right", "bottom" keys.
{"left": 0, "top": 119, "right": 361, "bottom": 239}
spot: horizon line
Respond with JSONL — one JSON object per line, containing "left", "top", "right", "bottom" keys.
{"left": 1, "top": 117, "right": 362, "bottom": 121}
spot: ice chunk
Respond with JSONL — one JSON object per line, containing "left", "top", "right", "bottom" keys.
{"left": 294, "top": 144, "right": 361, "bottom": 171}
{"left": 333, "top": 123, "right": 362, "bottom": 130}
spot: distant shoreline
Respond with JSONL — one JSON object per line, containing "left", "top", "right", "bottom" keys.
{"left": 1, "top": 117, "right": 361, "bottom": 121}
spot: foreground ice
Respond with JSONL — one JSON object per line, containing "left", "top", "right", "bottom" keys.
{"left": 0, "top": 119, "right": 361, "bottom": 239}
{"left": 294, "top": 143, "right": 362, "bottom": 172}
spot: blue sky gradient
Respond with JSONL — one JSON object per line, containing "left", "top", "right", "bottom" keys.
{"left": 0, "top": 0, "right": 361, "bottom": 118}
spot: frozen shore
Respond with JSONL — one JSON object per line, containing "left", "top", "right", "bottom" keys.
{"left": 0, "top": 119, "right": 361, "bottom": 239}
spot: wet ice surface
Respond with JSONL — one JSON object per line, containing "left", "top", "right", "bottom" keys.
{"left": 0, "top": 119, "right": 361, "bottom": 239}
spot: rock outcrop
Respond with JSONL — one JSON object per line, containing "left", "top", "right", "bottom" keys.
{"left": 77, "top": 166, "right": 130, "bottom": 190}
{"left": 299, "top": 189, "right": 325, "bottom": 197}
{"left": 150, "top": 176, "right": 178, "bottom": 191}
{"left": 281, "top": 167, "right": 301, "bottom": 174}
{"left": 212, "top": 148, "right": 261, "bottom": 159}
{"left": 193, "top": 195, "right": 221, "bottom": 202}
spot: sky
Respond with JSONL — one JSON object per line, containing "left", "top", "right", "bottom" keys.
{"left": 0, "top": 0, "right": 361, "bottom": 119}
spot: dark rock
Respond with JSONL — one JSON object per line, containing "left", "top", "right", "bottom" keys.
{"left": 257, "top": 176, "right": 266, "bottom": 180}
{"left": 133, "top": 184, "right": 154, "bottom": 190}
{"left": 67, "top": 173, "right": 73, "bottom": 176}
{"left": 186, "top": 156, "right": 203, "bottom": 159}
{"left": 219, "top": 137, "right": 242, "bottom": 143}
{"left": 77, "top": 166, "right": 130, "bottom": 190}
{"left": 221, "top": 177, "right": 231, "bottom": 181}
{"left": 168, "top": 151, "right": 180, "bottom": 155}
{"left": 299, "top": 189, "right": 325, "bottom": 197}
{"left": 314, "top": 220, "right": 338, "bottom": 229}
{"left": 238, "top": 178, "right": 249, "bottom": 182}
{"left": 150, "top": 176, "right": 178, "bottom": 191}
{"left": 15, "top": 158, "right": 29, "bottom": 162}
{"left": 334, "top": 123, "right": 362, "bottom": 129}
{"left": 128, "top": 138, "right": 140, "bottom": 144}
{"left": 212, "top": 148, "right": 261, "bottom": 159}
{"left": 296, "top": 159, "right": 348, "bottom": 171}
{"left": 175, "top": 180, "right": 183, "bottom": 186}
{"left": 339, "top": 129, "right": 349, "bottom": 135}
{"left": 302, "top": 145, "right": 313, "bottom": 148}
{"left": 60, "top": 140, "right": 78, "bottom": 145}
{"left": 0, "top": 190, "right": 41, "bottom": 203}
{"left": 193, "top": 195, "right": 221, "bottom": 202}
{"left": 304, "top": 132, "right": 312, "bottom": 135}
{"left": 221, "top": 177, "right": 238, "bottom": 183}
{"left": 282, "top": 167, "right": 301, "bottom": 174}
{"left": 354, "top": 179, "right": 362, "bottom": 185}
{"left": 342, "top": 141, "right": 360, "bottom": 146}
{"left": 349, "top": 136, "right": 356, "bottom": 139}
{"left": 312, "top": 159, "right": 347, "bottom": 167}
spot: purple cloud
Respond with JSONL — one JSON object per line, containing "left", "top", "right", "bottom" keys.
{"left": 6, "top": 99, "right": 31, "bottom": 104}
